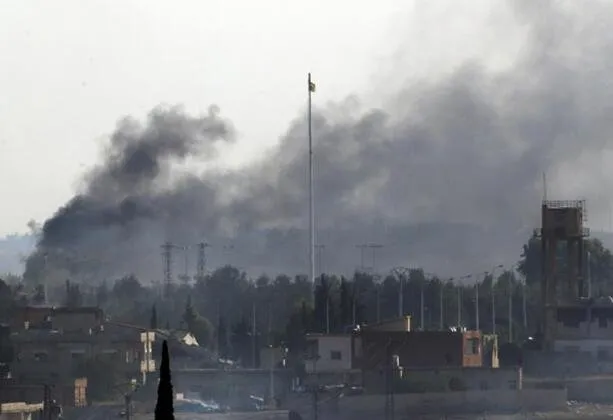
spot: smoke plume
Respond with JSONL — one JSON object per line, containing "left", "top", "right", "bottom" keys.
{"left": 23, "top": 0, "right": 613, "bottom": 284}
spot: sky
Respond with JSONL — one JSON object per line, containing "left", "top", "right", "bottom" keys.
{"left": 0, "top": 0, "right": 525, "bottom": 237}
{"left": 8, "top": 0, "right": 613, "bottom": 281}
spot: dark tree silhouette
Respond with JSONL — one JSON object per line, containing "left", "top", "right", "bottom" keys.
{"left": 150, "top": 304, "right": 158, "bottom": 330}
{"left": 155, "top": 340, "right": 174, "bottom": 420}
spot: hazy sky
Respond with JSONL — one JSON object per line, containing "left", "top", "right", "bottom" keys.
{"left": 0, "top": 1, "right": 528, "bottom": 237}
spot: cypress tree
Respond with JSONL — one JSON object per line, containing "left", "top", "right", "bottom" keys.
{"left": 154, "top": 340, "right": 174, "bottom": 420}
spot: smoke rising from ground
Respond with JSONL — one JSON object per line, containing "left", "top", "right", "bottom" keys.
{"left": 23, "top": 0, "right": 613, "bottom": 283}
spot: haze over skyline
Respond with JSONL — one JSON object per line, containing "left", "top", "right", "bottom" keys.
{"left": 1, "top": 0, "right": 535, "bottom": 236}
{"left": 5, "top": 1, "right": 613, "bottom": 280}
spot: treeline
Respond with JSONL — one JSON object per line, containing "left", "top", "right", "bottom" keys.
{"left": 2, "top": 234, "right": 613, "bottom": 354}
{"left": 0, "top": 266, "right": 538, "bottom": 347}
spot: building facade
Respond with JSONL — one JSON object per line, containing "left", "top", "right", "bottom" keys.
{"left": 304, "top": 334, "right": 354, "bottom": 373}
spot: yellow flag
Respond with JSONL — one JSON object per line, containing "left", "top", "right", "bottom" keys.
{"left": 309, "top": 80, "right": 316, "bottom": 93}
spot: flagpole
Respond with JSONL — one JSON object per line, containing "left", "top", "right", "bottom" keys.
{"left": 308, "top": 73, "right": 315, "bottom": 287}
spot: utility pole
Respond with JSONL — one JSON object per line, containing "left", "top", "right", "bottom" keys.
{"left": 356, "top": 244, "right": 368, "bottom": 271}
{"left": 315, "top": 244, "right": 325, "bottom": 276}
{"left": 324, "top": 274, "right": 331, "bottom": 334}
{"left": 179, "top": 245, "right": 190, "bottom": 284}
{"left": 161, "top": 242, "right": 174, "bottom": 299}
{"left": 308, "top": 73, "right": 316, "bottom": 288}
{"left": 440, "top": 279, "right": 448, "bottom": 330}
{"left": 196, "top": 242, "right": 210, "bottom": 280}
{"left": 352, "top": 281, "right": 358, "bottom": 326}
{"left": 268, "top": 305, "right": 275, "bottom": 405}
{"left": 392, "top": 267, "right": 411, "bottom": 318}
{"left": 587, "top": 250, "right": 592, "bottom": 298}
{"left": 491, "top": 265, "right": 503, "bottom": 335}
{"left": 458, "top": 274, "right": 471, "bottom": 327}
{"left": 368, "top": 243, "right": 384, "bottom": 273}
{"left": 252, "top": 302, "right": 257, "bottom": 368}
{"left": 376, "top": 282, "right": 381, "bottom": 323}
{"left": 508, "top": 274, "right": 513, "bottom": 343}
{"left": 43, "top": 252, "right": 49, "bottom": 306}
{"left": 457, "top": 287, "right": 462, "bottom": 326}
{"left": 522, "top": 276, "right": 527, "bottom": 329}
{"left": 475, "top": 279, "right": 480, "bottom": 332}
{"left": 420, "top": 278, "right": 425, "bottom": 330}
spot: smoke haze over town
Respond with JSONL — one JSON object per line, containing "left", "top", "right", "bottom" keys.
{"left": 5, "top": 0, "right": 613, "bottom": 283}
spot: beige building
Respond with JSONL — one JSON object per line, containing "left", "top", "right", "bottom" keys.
{"left": 304, "top": 316, "right": 413, "bottom": 374}
{"left": 305, "top": 334, "right": 354, "bottom": 373}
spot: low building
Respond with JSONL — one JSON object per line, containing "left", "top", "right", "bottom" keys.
{"left": 304, "top": 334, "right": 355, "bottom": 373}
{"left": 0, "top": 401, "right": 44, "bottom": 420}
{"left": 9, "top": 306, "right": 103, "bottom": 333}
{"left": 554, "top": 300, "right": 613, "bottom": 357}
{"left": 524, "top": 299, "right": 613, "bottom": 376}
{"left": 9, "top": 319, "right": 156, "bottom": 400}
{"left": 0, "top": 378, "right": 86, "bottom": 408}
{"left": 358, "top": 329, "right": 483, "bottom": 371}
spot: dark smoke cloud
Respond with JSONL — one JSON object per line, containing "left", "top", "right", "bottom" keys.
{"left": 23, "top": 0, "right": 613, "bottom": 284}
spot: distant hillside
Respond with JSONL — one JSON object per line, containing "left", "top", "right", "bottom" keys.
{"left": 0, "top": 234, "right": 35, "bottom": 276}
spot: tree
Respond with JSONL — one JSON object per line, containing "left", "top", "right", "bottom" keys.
{"left": 339, "top": 278, "right": 351, "bottom": 328}
{"left": 183, "top": 296, "right": 213, "bottom": 348}
{"left": 518, "top": 234, "right": 613, "bottom": 292}
{"left": 155, "top": 340, "right": 174, "bottom": 420}
{"left": 517, "top": 232, "right": 542, "bottom": 286}
{"left": 150, "top": 304, "right": 158, "bottom": 330}
{"left": 217, "top": 316, "right": 231, "bottom": 359}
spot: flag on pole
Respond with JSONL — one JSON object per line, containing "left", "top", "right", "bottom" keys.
{"left": 309, "top": 80, "right": 316, "bottom": 93}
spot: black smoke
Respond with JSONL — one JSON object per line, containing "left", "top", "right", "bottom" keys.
{"left": 23, "top": 0, "right": 613, "bottom": 284}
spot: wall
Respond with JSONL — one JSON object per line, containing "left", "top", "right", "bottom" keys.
{"left": 259, "top": 347, "right": 285, "bottom": 370}
{"left": 359, "top": 330, "right": 481, "bottom": 370}
{"left": 526, "top": 376, "right": 613, "bottom": 403}
{"left": 554, "top": 338, "right": 613, "bottom": 362}
{"left": 329, "top": 389, "right": 567, "bottom": 418}
{"left": 173, "top": 369, "right": 291, "bottom": 402}
{"left": 303, "top": 370, "right": 362, "bottom": 387}
{"left": 0, "top": 380, "right": 85, "bottom": 408}
{"left": 523, "top": 349, "right": 613, "bottom": 376}
{"left": 0, "top": 402, "right": 43, "bottom": 420}
{"left": 304, "top": 335, "right": 352, "bottom": 373}
{"left": 363, "top": 366, "right": 521, "bottom": 394}
{"left": 555, "top": 305, "right": 613, "bottom": 340}
{"left": 362, "top": 316, "right": 411, "bottom": 332}
{"left": 10, "top": 307, "right": 103, "bottom": 333}
{"left": 10, "top": 328, "right": 146, "bottom": 387}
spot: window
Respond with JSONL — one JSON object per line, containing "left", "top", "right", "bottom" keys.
{"left": 465, "top": 338, "right": 480, "bottom": 355}
{"left": 597, "top": 347, "right": 609, "bottom": 361}
{"left": 330, "top": 351, "right": 342, "bottom": 360}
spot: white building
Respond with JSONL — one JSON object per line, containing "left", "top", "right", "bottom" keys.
{"left": 304, "top": 334, "right": 354, "bottom": 373}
